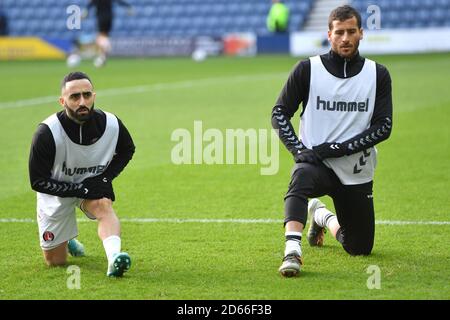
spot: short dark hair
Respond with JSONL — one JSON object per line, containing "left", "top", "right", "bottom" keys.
{"left": 328, "top": 5, "right": 362, "bottom": 30}
{"left": 61, "top": 71, "right": 92, "bottom": 89}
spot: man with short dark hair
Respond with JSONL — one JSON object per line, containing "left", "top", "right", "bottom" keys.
{"left": 29, "top": 71, "right": 135, "bottom": 277}
{"left": 272, "top": 5, "right": 393, "bottom": 277}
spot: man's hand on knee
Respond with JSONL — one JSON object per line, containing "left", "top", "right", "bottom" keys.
{"left": 293, "top": 149, "right": 321, "bottom": 164}
{"left": 79, "top": 175, "right": 115, "bottom": 201}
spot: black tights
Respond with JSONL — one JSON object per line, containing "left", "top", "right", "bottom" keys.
{"left": 284, "top": 162, "right": 375, "bottom": 256}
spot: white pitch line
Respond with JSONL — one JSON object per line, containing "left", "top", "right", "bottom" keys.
{"left": 0, "top": 73, "right": 287, "bottom": 110}
{"left": 375, "top": 220, "right": 450, "bottom": 225}
{"left": 1, "top": 218, "right": 449, "bottom": 225}
{"left": 119, "top": 218, "right": 281, "bottom": 224}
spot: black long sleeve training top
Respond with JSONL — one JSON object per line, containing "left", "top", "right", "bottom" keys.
{"left": 272, "top": 50, "right": 392, "bottom": 157}
{"left": 29, "top": 109, "right": 135, "bottom": 197}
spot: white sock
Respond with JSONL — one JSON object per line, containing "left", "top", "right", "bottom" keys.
{"left": 103, "top": 235, "right": 121, "bottom": 263}
{"left": 284, "top": 231, "right": 302, "bottom": 256}
{"left": 314, "top": 207, "right": 338, "bottom": 229}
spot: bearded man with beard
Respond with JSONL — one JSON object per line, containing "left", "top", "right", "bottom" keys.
{"left": 29, "top": 71, "right": 135, "bottom": 277}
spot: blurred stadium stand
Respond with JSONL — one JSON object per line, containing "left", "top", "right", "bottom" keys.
{"left": 2, "top": 0, "right": 313, "bottom": 39}
{"left": 1, "top": 0, "right": 449, "bottom": 39}
{"left": 353, "top": 0, "right": 450, "bottom": 29}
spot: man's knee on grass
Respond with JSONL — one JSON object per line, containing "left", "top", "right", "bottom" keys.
{"left": 43, "top": 242, "right": 68, "bottom": 266}
{"left": 337, "top": 229, "right": 373, "bottom": 256}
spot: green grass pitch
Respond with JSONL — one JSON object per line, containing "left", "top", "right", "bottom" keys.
{"left": 0, "top": 53, "right": 449, "bottom": 299}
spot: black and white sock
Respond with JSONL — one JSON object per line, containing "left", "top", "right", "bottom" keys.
{"left": 284, "top": 231, "right": 302, "bottom": 256}
{"left": 314, "top": 207, "right": 337, "bottom": 229}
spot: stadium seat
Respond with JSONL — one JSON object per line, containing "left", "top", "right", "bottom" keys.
{"left": 6, "top": 8, "right": 20, "bottom": 20}
{"left": 438, "top": 0, "right": 450, "bottom": 9}
{"left": 431, "top": 9, "right": 446, "bottom": 23}
{"left": 3, "top": 0, "right": 16, "bottom": 7}
{"left": 422, "top": 0, "right": 436, "bottom": 9}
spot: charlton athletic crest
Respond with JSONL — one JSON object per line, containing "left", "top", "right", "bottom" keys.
{"left": 42, "top": 231, "right": 55, "bottom": 242}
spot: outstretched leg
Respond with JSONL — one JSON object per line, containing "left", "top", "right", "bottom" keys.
{"left": 279, "top": 163, "right": 336, "bottom": 277}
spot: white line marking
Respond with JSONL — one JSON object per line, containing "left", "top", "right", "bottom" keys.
{"left": 375, "top": 220, "right": 450, "bottom": 225}
{"left": 0, "top": 73, "right": 287, "bottom": 110}
{"left": 0, "top": 218, "right": 36, "bottom": 223}
{"left": 1, "top": 218, "right": 449, "bottom": 225}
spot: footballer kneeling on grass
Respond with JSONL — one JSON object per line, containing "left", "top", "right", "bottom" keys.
{"left": 29, "top": 71, "right": 135, "bottom": 277}
{"left": 272, "top": 5, "right": 393, "bottom": 277}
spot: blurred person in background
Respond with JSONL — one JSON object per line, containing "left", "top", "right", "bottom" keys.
{"left": 267, "top": 0, "right": 289, "bottom": 33}
{"left": 0, "top": 8, "right": 8, "bottom": 35}
{"left": 83, "top": 0, "right": 134, "bottom": 67}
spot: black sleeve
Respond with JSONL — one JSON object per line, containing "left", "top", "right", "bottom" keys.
{"left": 343, "top": 64, "right": 393, "bottom": 154}
{"left": 271, "top": 60, "right": 310, "bottom": 156}
{"left": 87, "top": 0, "right": 95, "bottom": 9}
{"left": 29, "top": 124, "right": 84, "bottom": 197}
{"left": 102, "top": 117, "right": 135, "bottom": 180}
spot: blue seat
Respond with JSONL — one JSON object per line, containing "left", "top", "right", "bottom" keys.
{"left": 177, "top": 17, "right": 191, "bottom": 29}
{"left": 48, "top": 7, "right": 62, "bottom": 19}
{"left": 299, "top": 1, "right": 311, "bottom": 13}
{"left": 219, "top": 16, "right": 234, "bottom": 28}
{"left": 407, "top": 0, "right": 423, "bottom": 10}
{"left": 402, "top": 10, "right": 415, "bottom": 22}
{"left": 227, "top": 3, "right": 241, "bottom": 15}
{"left": 165, "top": 17, "right": 179, "bottom": 29}
{"left": 380, "top": 20, "right": 395, "bottom": 29}
{"left": 395, "top": 21, "right": 410, "bottom": 29}
{"left": 6, "top": 7, "right": 20, "bottom": 19}
{"left": 391, "top": 0, "right": 406, "bottom": 10}
{"left": 377, "top": 0, "right": 392, "bottom": 10}
{"left": 171, "top": 5, "right": 184, "bottom": 17}
{"left": 35, "top": 8, "right": 49, "bottom": 19}
{"left": 421, "top": 0, "right": 436, "bottom": 8}
{"left": 211, "top": 4, "right": 226, "bottom": 15}
{"left": 142, "top": 6, "right": 156, "bottom": 17}
{"left": 3, "top": 0, "right": 16, "bottom": 7}
{"left": 240, "top": 3, "right": 253, "bottom": 14}
{"left": 431, "top": 8, "right": 447, "bottom": 23}
{"left": 41, "top": 20, "right": 54, "bottom": 33}
{"left": 191, "top": 16, "right": 204, "bottom": 29}
{"left": 13, "top": 20, "right": 27, "bottom": 33}
{"left": 384, "top": 10, "right": 401, "bottom": 23}
{"left": 197, "top": 4, "right": 213, "bottom": 16}
{"left": 290, "top": 15, "right": 304, "bottom": 31}
{"left": 21, "top": 7, "right": 35, "bottom": 20}
{"left": 254, "top": 3, "right": 270, "bottom": 14}
{"left": 437, "top": 0, "right": 450, "bottom": 9}
{"left": 201, "top": 16, "right": 217, "bottom": 28}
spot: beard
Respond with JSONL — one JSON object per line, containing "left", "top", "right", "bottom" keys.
{"left": 65, "top": 103, "right": 95, "bottom": 122}
{"left": 338, "top": 41, "right": 360, "bottom": 58}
